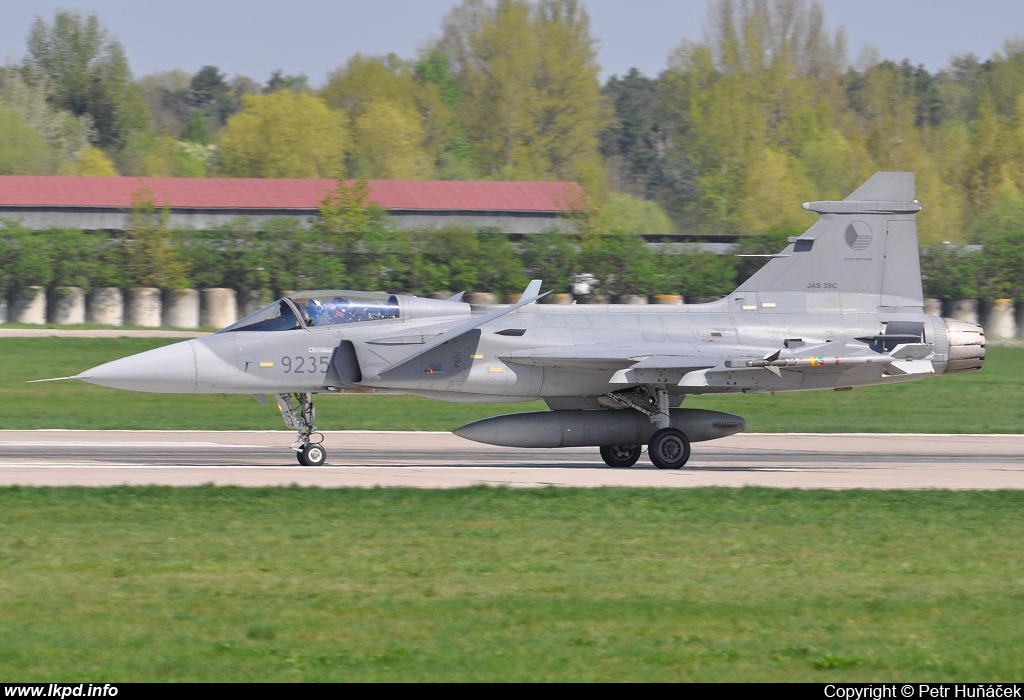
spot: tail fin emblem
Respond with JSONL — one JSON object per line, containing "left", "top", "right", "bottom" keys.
{"left": 844, "top": 221, "right": 873, "bottom": 250}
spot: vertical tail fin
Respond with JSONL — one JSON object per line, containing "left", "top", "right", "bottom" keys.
{"left": 735, "top": 172, "right": 923, "bottom": 312}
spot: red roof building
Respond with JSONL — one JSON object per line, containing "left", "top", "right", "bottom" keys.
{"left": 0, "top": 176, "right": 584, "bottom": 233}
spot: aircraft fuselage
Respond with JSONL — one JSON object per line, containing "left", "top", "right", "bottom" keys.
{"left": 82, "top": 296, "right": 972, "bottom": 401}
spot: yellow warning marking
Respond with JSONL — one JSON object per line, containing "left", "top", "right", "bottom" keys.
{"left": 761, "top": 302, "right": 776, "bottom": 308}
{"left": 488, "top": 366, "right": 504, "bottom": 373}
{"left": 259, "top": 362, "right": 274, "bottom": 367}
{"left": 470, "top": 354, "right": 484, "bottom": 360}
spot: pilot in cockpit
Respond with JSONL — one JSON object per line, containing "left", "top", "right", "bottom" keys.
{"left": 305, "top": 299, "right": 333, "bottom": 326}
{"left": 328, "top": 296, "right": 351, "bottom": 323}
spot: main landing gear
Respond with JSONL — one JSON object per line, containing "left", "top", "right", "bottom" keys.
{"left": 599, "top": 444, "right": 642, "bottom": 468}
{"left": 648, "top": 428, "right": 690, "bottom": 470}
{"left": 276, "top": 392, "right": 327, "bottom": 466}
{"left": 599, "top": 386, "right": 692, "bottom": 469}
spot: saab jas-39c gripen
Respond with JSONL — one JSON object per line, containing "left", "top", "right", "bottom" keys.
{"left": 54, "top": 173, "right": 986, "bottom": 468}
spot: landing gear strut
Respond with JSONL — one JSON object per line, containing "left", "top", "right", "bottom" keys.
{"left": 276, "top": 392, "right": 327, "bottom": 466}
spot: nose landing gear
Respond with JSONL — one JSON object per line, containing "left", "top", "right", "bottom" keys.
{"left": 276, "top": 393, "right": 327, "bottom": 466}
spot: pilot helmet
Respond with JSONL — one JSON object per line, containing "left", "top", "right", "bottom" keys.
{"left": 305, "top": 299, "right": 328, "bottom": 321}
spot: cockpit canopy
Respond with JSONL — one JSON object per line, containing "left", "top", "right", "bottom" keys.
{"left": 220, "top": 291, "right": 401, "bottom": 332}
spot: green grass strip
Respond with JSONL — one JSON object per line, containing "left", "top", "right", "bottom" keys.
{"left": 0, "top": 487, "right": 1022, "bottom": 681}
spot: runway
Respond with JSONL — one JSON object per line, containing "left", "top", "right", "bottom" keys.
{"left": 0, "top": 430, "right": 1021, "bottom": 489}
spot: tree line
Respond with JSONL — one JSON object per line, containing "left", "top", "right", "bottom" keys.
{"left": 2, "top": 0, "right": 1024, "bottom": 255}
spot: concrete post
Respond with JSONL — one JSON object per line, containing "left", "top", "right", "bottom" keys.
{"left": 982, "top": 299, "right": 1016, "bottom": 340}
{"left": 923, "top": 298, "right": 942, "bottom": 316}
{"left": 465, "top": 292, "right": 498, "bottom": 305}
{"left": 615, "top": 295, "right": 648, "bottom": 305}
{"left": 125, "top": 288, "right": 162, "bottom": 327}
{"left": 86, "top": 288, "right": 124, "bottom": 326}
{"left": 239, "top": 289, "right": 271, "bottom": 318}
{"left": 48, "top": 286, "right": 85, "bottom": 325}
{"left": 948, "top": 299, "right": 979, "bottom": 324}
{"left": 0, "top": 296, "right": 7, "bottom": 324}
{"left": 201, "top": 288, "right": 238, "bottom": 329}
{"left": 650, "top": 294, "right": 683, "bottom": 305}
{"left": 162, "top": 289, "right": 200, "bottom": 329}
{"left": 10, "top": 286, "right": 47, "bottom": 324}
{"left": 583, "top": 295, "right": 608, "bottom": 304}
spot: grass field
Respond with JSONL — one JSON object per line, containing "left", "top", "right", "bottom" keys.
{"left": 1, "top": 487, "right": 1022, "bottom": 681}
{"left": 1, "top": 337, "right": 1021, "bottom": 432}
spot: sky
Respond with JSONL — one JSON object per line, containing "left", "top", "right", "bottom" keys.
{"left": 2, "top": 0, "right": 1023, "bottom": 86}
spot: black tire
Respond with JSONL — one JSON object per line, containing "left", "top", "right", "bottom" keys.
{"left": 297, "top": 443, "right": 327, "bottom": 466}
{"left": 648, "top": 428, "right": 690, "bottom": 470}
{"left": 600, "top": 444, "right": 641, "bottom": 468}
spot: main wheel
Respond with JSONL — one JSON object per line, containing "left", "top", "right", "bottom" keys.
{"left": 600, "top": 444, "right": 641, "bottom": 468}
{"left": 648, "top": 428, "right": 690, "bottom": 470}
{"left": 297, "top": 443, "right": 327, "bottom": 466}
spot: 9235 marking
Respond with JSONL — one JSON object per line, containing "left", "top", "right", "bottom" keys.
{"left": 281, "top": 356, "right": 329, "bottom": 374}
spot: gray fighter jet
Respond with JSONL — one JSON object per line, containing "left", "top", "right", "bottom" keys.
{"left": 60, "top": 172, "right": 985, "bottom": 467}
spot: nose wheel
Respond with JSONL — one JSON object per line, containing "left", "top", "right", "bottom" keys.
{"left": 298, "top": 443, "right": 327, "bottom": 466}
{"left": 276, "top": 393, "right": 328, "bottom": 466}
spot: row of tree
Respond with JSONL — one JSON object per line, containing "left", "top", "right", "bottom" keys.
{"left": 4, "top": 1, "right": 1024, "bottom": 248}
{"left": 0, "top": 209, "right": 732, "bottom": 300}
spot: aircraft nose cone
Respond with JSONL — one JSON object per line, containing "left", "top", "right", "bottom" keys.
{"left": 78, "top": 340, "right": 198, "bottom": 393}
